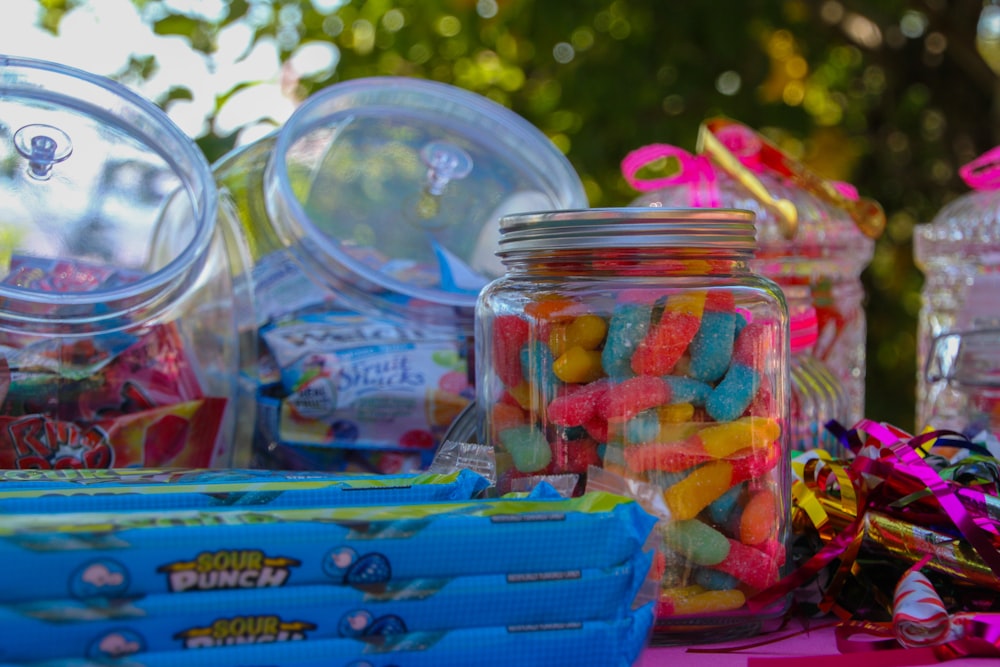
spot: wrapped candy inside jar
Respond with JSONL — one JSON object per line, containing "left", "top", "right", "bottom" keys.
{"left": 0, "top": 56, "right": 251, "bottom": 469}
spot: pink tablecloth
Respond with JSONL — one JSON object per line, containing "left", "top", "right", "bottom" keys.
{"left": 636, "top": 620, "right": 990, "bottom": 666}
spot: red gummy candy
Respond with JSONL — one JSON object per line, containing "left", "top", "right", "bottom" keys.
{"left": 624, "top": 439, "right": 710, "bottom": 473}
{"left": 547, "top": 379, "right": 611, "bottom": 427}
{"left": 711, "top": 539, "right": 779, "bottom": 592}
{"left": 630, "top": 311, "right": 700, "bottom": 375}
{"left": 704, "top": 290, "right": 736, "bottom": 312}
{"left": 492, "top": 315, "right": 530, "bottom": 387}
{"left": 600, "top": 375, "right": 671, "bottom": 422}
{"left": 583, "top": 416, "right": 609, "bottom": 444}
{"left": 731, "top": 320, "right": 769, "bottom": 369}
{"left": 550, "top": 435, "right": 601, "bottom": 473}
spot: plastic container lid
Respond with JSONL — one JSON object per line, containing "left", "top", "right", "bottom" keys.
{"left": 0, "top": 55, "right": 216, "bottom": 331}
{"left": 264, "top": 77, "right": 588, "bottom": 324}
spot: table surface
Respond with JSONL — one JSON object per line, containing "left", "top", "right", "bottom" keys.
{"left": 636, "top": 619, "right": 989, "bottom": 666}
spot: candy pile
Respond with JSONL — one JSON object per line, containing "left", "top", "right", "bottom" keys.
{"left": 0, "top": 469, "right": 655, "bottom": 666}
{"left": 479, "top": 285, "right": 789, "bottom": 637}
{"left": 760, "top": 419, "right": 1000, "bottom": 625}
{"left": 0, "top": 257, "right": 229, "bottom": 471}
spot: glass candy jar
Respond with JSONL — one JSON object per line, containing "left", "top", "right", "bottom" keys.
{"left": 213, "top": 77, "right": 586, "bottom": 473}
{"left": 789, "top": 306, "right": 847, "bottom": 453}
{"left": 0, "top": 56, "right": 252, "bottom": 470}
{"left": 475, "top": 207, "right": 791, "bottom": 643}
{"left": 915, "top": 146, "right": 1000, "bottom": 436}
{"left": 625, "top": 119, "right": 880, "bottom": 428}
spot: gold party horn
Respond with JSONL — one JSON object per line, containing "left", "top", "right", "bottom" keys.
{"left": 698, "top": 117, "right": 886, "bottom": 241}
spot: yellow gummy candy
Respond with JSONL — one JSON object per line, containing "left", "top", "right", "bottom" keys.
{"left": 670, "top": 589, "right": 747, "bottom": 615}
{"left": 565, "top": 314, "right": 608, "bottom": 350}
{"left": 697, "top": 416, "right": 781, "bottom": 459}
{"left": 663, "top": 460, "right": 734, "bottom": 520}
{"left": 663, "top": 290, "right": 707, "bottom": 319}
{"left": 552, "top": 346, "right": 605, "bottom": 384}
{"left": 657, "top": 402, "right": 695, "bottom": 424}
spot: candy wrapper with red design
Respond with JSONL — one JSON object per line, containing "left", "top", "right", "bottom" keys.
{"left": 0, "top": 398, "right": 227, "bottom": 470}
{"left": 760, "top": 419, "right": 1000, "bottom": 628}
{"left": 0, "top": 256, "right": 228, "bottom": 470}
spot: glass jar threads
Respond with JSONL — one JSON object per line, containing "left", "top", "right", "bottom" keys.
{"left": 475, "top": 207, "right": 791, "bottom": 642}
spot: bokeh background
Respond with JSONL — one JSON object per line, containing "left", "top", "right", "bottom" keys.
{"left": 9, "top": 0, "right": 1000, "bottom": 431}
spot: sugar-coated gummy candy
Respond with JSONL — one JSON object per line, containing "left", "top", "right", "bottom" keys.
{"left": 551, "top": 435, "right": 601, "bottom": 474}
{"left": 696, "top": 416, "right": 780, "bottom": 458}
{"left": 657, "top": 402, "right": 695, "bottom": 423}
{"left": 707, "top": 482, "right": 744, "bottom": 525}
{"left": 599, "top": 375, "right": 671, "bottom": 422}
{"left": 687, "top": 310, "right": 739, "bottom": 382}
{"left": 662, "top": 376, "right": 712, "bottom": 406}
{"left": 499, "top": 424, "right": 552, "bottom": 473}
{"left": 694, "top": 567, "right": 741, "bottom": 591}
{"left": 547, "top": 379, "right": 612, "bottom": 427}
{"left": 710, "top": 538, "right": 779, "bottom": 592}
{"left": 660, "top": 518, "right": 731, "bottom": 566}
{"left": 601, "top": 302, "right": 651, "bottom": 378}
{"left": 738, "top": 487, "right": 779, "bottom": 546}
{"left": 658, "top": 585, "right": 747, "bottom": 616}
{"left": 706, "top": 363, "right": 760, "bottom": 422}
{"left": 630, "top": 309, "right": 701, "bottom": 375}
{"left": 523, "top": 340, "right": 558, "bottom": 389}
{"left": 492, "top": 315, "right": 531, "bottom": 388}
{"left": 662, "top": 460, "right": 734, "bottom": 521}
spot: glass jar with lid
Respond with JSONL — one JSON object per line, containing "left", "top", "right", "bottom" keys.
{"left": 475, "top": 207, "right": 790, "bottom": 643}
{"left": 624, "top": 118, "right": 882, "bottom": 429}
{"left": 0, "top": 55, "right": 252, "bottom": 470}
{"left": 915, "top": 145, "right": 1000, "bottom": 437}
{"left": 213, "top": 77, "right": 587, "bottom": 473}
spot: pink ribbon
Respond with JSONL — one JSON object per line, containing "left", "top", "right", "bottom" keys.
{"left": 959, "top": 145, "right": 1000, "bottom": 190}
{"left": 619, "top": 143, "right": 719, "bottom": 206}
{"left": 712, "top": 121, "right": 860, "bottom": 201}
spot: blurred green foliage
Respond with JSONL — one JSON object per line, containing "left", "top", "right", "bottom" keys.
{"left": 47, "top": 0, "right": 1000, "bottom": 430}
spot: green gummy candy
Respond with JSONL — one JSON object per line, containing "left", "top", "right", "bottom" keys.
{"left": 500, "top": 425, "right": 552, "bottom": 473}
{"left": 661, "top": 518, "right": 731, "bottom": 566}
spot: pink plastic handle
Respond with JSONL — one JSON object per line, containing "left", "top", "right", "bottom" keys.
{"left": 959, "top": 145, "right": 1000, "bottom": 190}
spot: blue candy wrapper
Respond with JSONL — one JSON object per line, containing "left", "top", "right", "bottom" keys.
{"left": 0, "top": 492, "right": 657, "bottom": 603}
{"left": 0, "top": 550, "right": 651, "bottom": 661}
{"left": 0, "top": 469, "right": 490, "bottom": 513}
{"left": 0, "top": 603, "right": 653, "bottom": 667}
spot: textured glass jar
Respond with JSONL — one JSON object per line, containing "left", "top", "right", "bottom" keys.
{"left": 914, "top": 154, "right": 1000, "bottom": 434}
{"left": 788, "top": 306, "right": 847, "bottom": 453}
{"left": 475, "top": 207, "right": 791, "bottom": 643}
{"left": 213, "top": 77, "right": 586, "bottom": 473}
{"left": 0, "top": 56, "right": 252, "bottom": 470}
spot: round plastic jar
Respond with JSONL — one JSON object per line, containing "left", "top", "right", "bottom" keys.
{"left": 213, "top": 77, "right": 586, "bottom": 473}
{"left": 475, "top": 207, "right": 791, "bottom": 643}
{"left": 0, "top": 56, "right": 251, "bottom": 470}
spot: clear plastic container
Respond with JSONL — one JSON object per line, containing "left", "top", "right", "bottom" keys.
{"left": 475, "top": 207, "right": 791, "bottom": 642}
{"left": 0, "top": 55, "right": 252, "bottom": 469}
{"left": 625, "top": 119, "right": 880, "bottom": 427}
{"left": 915, "top": 146, "right": 1000, "bottom": 434}
{"left": 213, "top": 77, "right": 587, "bottom": 472}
